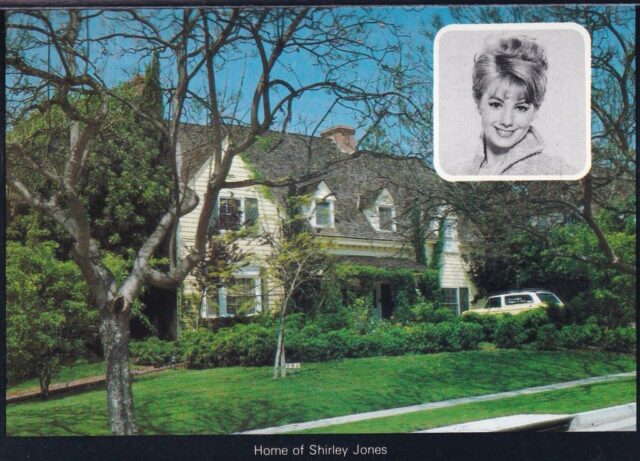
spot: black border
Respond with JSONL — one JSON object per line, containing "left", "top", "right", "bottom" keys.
{"left": 2, "top": 3, "right": 639, "bottom": 461}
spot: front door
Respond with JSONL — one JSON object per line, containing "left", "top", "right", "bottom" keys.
{"left": 379, "top": 283, "right": 394, "bottom": 319}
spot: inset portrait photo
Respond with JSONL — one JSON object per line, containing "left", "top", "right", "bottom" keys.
{"left": 434, "top": 23, "right": 591, "bottom": 181}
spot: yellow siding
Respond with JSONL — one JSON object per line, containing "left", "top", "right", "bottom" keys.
{"left": 178, "top": 154, "right": 282, "bottom": 305}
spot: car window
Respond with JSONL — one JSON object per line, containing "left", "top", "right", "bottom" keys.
{"left": 505, "top": 294, "right": 533, "bottom": 305}
{"left": 537, "top": 292, "right": 561, "bottom": 304}
{"left": 487, "top": 297, "right": 502, "bottom": 308}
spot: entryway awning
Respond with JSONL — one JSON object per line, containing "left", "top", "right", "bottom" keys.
{"left": 334, "top": 255, "right": 426, "bottom": 272}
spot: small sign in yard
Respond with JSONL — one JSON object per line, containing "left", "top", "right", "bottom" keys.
{"left": 285, "top": 362, "right": 301, "bottom": 369}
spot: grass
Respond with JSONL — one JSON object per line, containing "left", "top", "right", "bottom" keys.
{"left": 7, "top": 360, "right": 107, "bottom": 393}
{"left": 6, "top": 359, "right": 149, "bottom": 394}
{"left": 6, "top": 350, "right": 635, "bottom": 436}
{"left": 294, "top": 377, "right": 636, "bottom": 433}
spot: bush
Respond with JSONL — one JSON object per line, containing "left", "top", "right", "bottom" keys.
{"left": 411, "top": 302, "right": 456, "bottom": 324}
{"left": 559, "top": 323, "right": 602, "bottom": 349}
{"left": 516, "top": 308, "right": 551, "bottom": 344}
{"left": 533, "top": 324, "right": 560, "bottom": 351}
{"left": 602, "top": 327, "right": 636, "bottom": 353}
{"left": 454, "top": 322, "right": 484, "bottom": 351}
{"left": 130, "top": 337, "right": 179, "bottom": 367}
{"left": 179, "top": 324, "right": 275, "bottom": 368}
{"left": 461, "top": 312, "right": 498, "bottom": 342}
{"left": 494, "top": 316, "right": 524, "bottom": 349}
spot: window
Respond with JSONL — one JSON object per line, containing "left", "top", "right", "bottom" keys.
{"left": 379, "top": 206, "right": 394, "bottom": 231}
{"left": 315, "top": 201, "right": 332, "bottom": 227}
{"left": 218, "top": 198, "right": 242, "bottom": 231}
{"left": 203, "top": 274, "right": 262, "bottom": 318}
{"left": 505, "top": 294, "right": 533, "bottom": 305}
{"left": 226, "top": 278, "right": 258, "bottom": 315}
{"left": 537, "top": 292, "right": 561, "bottom": 305}
{"left": 441, "top": 287, "right": 473, "bottom": 315}
{"left": 214, "top": 196, "right": 260, "bottom": 232}
{"left": 487, "top": 297, "right": 502, "bottom": 308}
{"left": 244, "top": 198, "right": 259, "bottom": 227}
{"left": 440, "top": 288, "right": 458, "bottom": 311}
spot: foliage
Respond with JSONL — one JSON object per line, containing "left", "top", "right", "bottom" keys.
{"left": 130, "top": 338, "right": 179, "bottom": 367}
{"left": 178, "top": 324, "right": 275, "bottom": 369}
{"left": 417, "top": 268, "right": 440, "bottom": 302}
{"left": 6, "top": 241, "right": 98, "bottom": 395}
{"left": 410, "top": 301, "right": 456, "bottom": 324}
{"left": 493, "top": 315, "right": 523, "bottom": 349}
{"left": 602, "top": 328, "right": 636, "bottom": 353}
{"left": 332, "top": 263, "right": 417, "bottom": 309}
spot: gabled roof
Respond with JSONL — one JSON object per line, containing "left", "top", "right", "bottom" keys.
{"left": 179, "top": 123, "right": 439, "bottom": 242}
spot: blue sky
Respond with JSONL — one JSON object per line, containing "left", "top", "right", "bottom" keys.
{"left": 8, "top": 6, "right": 635, "bottom": 149}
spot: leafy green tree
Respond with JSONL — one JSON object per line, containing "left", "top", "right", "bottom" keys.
{"left": 262, "top": 196, "right": 329, "bottom": 378}
{"left": 6, "top": 241, "right": 98, "bottom": 398}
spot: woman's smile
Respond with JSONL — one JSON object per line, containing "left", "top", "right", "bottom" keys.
{"left": 477, "top": 79, "right": 538, "bottom": 155}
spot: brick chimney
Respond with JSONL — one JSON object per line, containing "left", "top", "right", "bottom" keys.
{"left": 320, "top": 125, "right": 356, "bottom": 154}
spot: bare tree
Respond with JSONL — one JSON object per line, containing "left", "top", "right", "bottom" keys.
{"left": 6, "top": 7, "right": 416, "bottom": 434}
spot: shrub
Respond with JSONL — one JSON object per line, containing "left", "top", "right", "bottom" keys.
{"left": 559, "top": 323, "right": 602, "bottom": 349}
{"left": 461, "top": 312, "right": 498, "bottom": 342}
{"left": 533, "top": 324, "right": 560, "bottom": 351}
{"left": 179, "top": 324, "right": 275, "bottom": 368}
{"left": 494, "top": 316, "right": 524, "bottom": 349}
{"left": 130, "top": 337, "right": 179, "bottom": 367}
{"left": 603, "top": 327, "right": 636, "bottom": 353}
{"left": 516, "top": 308, "right": 551, "bottom": 344}
{"left": 407, "top": 323, "right": 441, "bottom": 353}
{"left": 454, "top": 322, "right": 484, "bottom": 350}
{"left": 411, "top": 302, "right": 456, "bottom": 324}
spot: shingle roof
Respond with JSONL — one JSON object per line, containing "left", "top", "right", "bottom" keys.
{"left": 179, "top": 123, "right": 440, "bottom": 242}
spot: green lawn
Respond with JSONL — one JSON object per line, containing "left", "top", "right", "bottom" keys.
{"left": 294, "top": 378, "right": 636, "bottom": 433}
{"left": 6, "top": 350, "right": 635, "bottom": 436}
{"left": 6, "top": 359, "right": 150, "bottom": 394}
{"left": 7, "top": 360, "right": 107, "bottom": 393}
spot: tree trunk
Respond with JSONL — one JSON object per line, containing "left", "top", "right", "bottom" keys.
{"left": 273, "top": 311, "right": 286, "bottom": 379}
{"left": 100, "top": 306, "right": 137, "bottom": 435}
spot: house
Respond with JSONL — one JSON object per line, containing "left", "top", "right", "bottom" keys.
{"left": 175, "top": 123, "right": 478, "bottom": 334}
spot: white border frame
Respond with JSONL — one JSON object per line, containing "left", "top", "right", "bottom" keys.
{"left": 433, "top": 22, "right": 591, "bottom": 182}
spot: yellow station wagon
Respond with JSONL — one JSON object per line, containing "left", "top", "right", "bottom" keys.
{"left": 466, "top": 290, "right": 564, "bottom": 316}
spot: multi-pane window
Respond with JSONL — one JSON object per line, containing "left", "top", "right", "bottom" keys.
{"left": 204, "top": 277, "right": 261, "bottom": 317}
{"left": 218, "top": 198, "right": 242, "bottom": 231}
{"left": 379, "top": 206, "right": 394, "bottom": 231}
{"left": 215, "top": 197, "right": 260, "bottom": 231}
{"left": 315, "top": 202, "right": 332, "bottom": 227}
{"left": 244, "top": 198, "right": 259, "bottom": 227}
{"left": 440, "top": 287, "right": 471, "bottom": 315}
{"left": 440, "top": 288, "right": 458, "bottom": 311}
{"left": 226, "top": 278, "right": 258, "bottom": 315}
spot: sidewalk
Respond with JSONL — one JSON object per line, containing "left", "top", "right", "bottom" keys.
{"left": 237, "top": 371, "right": 636, "bottom": 434}
{"left": 6, "top": 363, "right": 185, "bottom": 404}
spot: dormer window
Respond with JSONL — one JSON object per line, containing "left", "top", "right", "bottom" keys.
{"left": 378, "top": 206, "right": 394, "bottom": 232}
{"left": 315, "top": 201, "right": 333, "bottom": 228}
{"left": 360, "top": 188, "right": 396, "bottom": 232}
{"left": 302, "top": 181, "right": 335, "bottom": 229}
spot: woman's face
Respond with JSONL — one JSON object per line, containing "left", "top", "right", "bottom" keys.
{"left": 477, "top": 79, "right": 538, "bottom": 154}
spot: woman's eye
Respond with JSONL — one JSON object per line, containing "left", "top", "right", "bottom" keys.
{"left": 516, "top": 105, "right": 530, "bottom": 112}
{"left": 489, "top": 102, "right": 502, "bottom": 109}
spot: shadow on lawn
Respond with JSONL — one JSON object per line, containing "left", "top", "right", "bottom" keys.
{"left": 135, "top": 394, "right": 307, "bottom": 435}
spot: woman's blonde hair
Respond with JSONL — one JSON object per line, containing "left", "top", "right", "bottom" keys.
{"left": 472, "top": 35, "right": 548, "bottom": 108}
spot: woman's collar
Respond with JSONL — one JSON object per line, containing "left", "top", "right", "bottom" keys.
{"left": 477, "top": 127, "right": 545, "bottom": 173}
